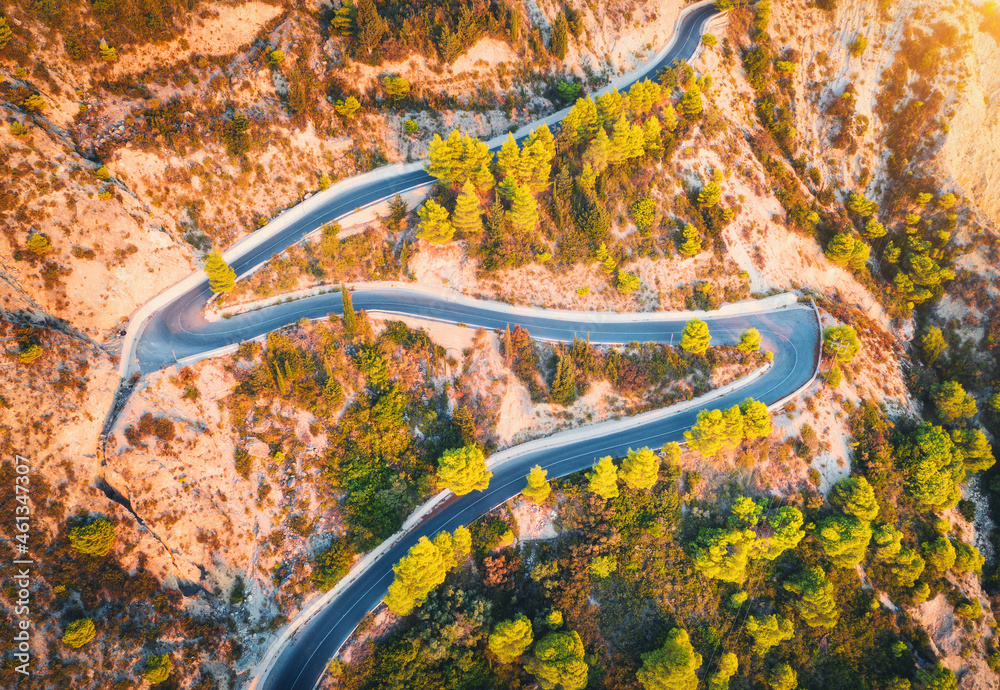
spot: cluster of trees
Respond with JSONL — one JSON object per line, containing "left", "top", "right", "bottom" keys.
{"left": 417, "top": 70, "right": 726, "bottom": 285}
{"left": 226, "top": 316, "right": 467, "bottom": 552}
{"left": 690, "top": 496, "right": 805, "bottom": 583}
{"left": 498, "top": 325, "right": 764, "bottom": 412}
{"left": 385, "top": 526, "right": 472, "bottom": 615}
{"left": 342, "top": 420, "right": 954, "bottom": 690}
{"left": 331, "top": 0, "right": 516, "bottom": 65}
{"left": 850, "top": 402, "right": 987, "bottom": 610}
{"left": 684, "top": 398, "right": 773, "bottom": 458}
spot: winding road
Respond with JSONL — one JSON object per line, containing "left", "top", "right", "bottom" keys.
{"left": 114, "top": 4, "right": 823, "bottom": 690}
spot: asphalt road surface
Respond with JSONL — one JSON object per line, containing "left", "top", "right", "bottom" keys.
{"left": 118, "top": 4, "right": 820, "bottom": 689}
{"left": 259, "top": 299, "right": 819, "bottom": 690}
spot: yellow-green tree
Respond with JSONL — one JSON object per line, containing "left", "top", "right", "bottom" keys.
{"left": 745, "top": 614, "right": 794, "bottom": 655}
{"left": 737, "top": 328, "right": 761, "bottom": 353}
{"left": 698, "top": 181, "right": 722, "bottom": 208}
{"left": 783, "top": 566, "right": 839, "bottom": 629}
{"left": 144, "top": 653, "right": 171, "bottom": 684}
{"left": 99, "top": 41, "right": 117, "bottom": 61}
{"left": 69, "top": 518, "right": 115, "bottom": 557}
{"left": 950, "top": 428, "right": 994, "bottom": 472}
{"left": 680, "top": 318, "right": 711, "bottom": 355}
{"left": 26, "top": 233, "right": 51, "bottom": 257}
{"left": 918, "top": 664, "right": 957, "bottom": 690}
{"left": 707, "top": 653, "right": 738, "bottom": 690}
{"left": 662, "top": 102, "right": 678, "bottom": 131}
{"left": 678, "top": 223, "right": 702, "bottom": 257}
{"left": 437, "top": 445, "right": 491, "bottom": 495}
{"left": 331, "top": 0, "right": 356, "bottom": 34}
{"left": 426, "top": 129, "right": 495, "bottom": 191}
{"left": 953, "top": 540, "right": 985, "bottom": 574}
{"left": 616, "top": 269, "right": 641, "bottom": 295}
{"left": 17, "top": 344, "right": 43, "bottom": 364}
{"left": 768, "top": 663, "right": 797, "bottom": 690}
{"left": 587, "top": 456, "right": 619, "bottom": 500}
{"left": 919, "top": 326, "right": 947, "bottom": 364}
{"left": 509, "top": 181, "right": 540, "bottom": 233}
{"left": 685, "top": 406, "right": 745, "bottom": 458}
{"left": 823, "top": 325, "right": 860, "bottom": 363}
{"left": 619, "top": 447, "right": 660, "bottom": 491}
{"left": 488, "top": 614, "right": 534, "bottom": 663}
{"left": 741, "top": 398, "right": 772, "bottom": 440}
{"left": 590, "top": 555, "right": 617, "bottom": 578}
{"left": 204, "top": 249, "right": 237, "bottom": 293}
{"left": 815, "top": 516, "right": 872, "bottom": 569}
{"left": 523, "top": 465, "right": 551, "bottom": 504}
{"left": 62, "top": 618, "right": 96, "bottom": 648}
{"left": 384, "top": 526, "right": 471, "bottom": 615}
{"left": 417, "top": 199, "right": 455, "bottom": 245}
{"left": 692, "top": 525, "right": 756, "bottom": 583}
{"left": 751, "top": 506, "right": 806, "bottom": 560}
{"left": 905, "top": 423, "right": 965, "bottom": 511}
{"left": 829, "top": 476, "right": 879, "bottom": 521}
{"left": 922, "top": 536, "right": 956, "bottom": 572}
{"left": 0, "top": 18, "right": 12, "bottom": 50}
{"left": 637, "top": 627, "right": 702, "bottom": 690}
{"left": 524, "top": 630, "right": 588, "bottom": 690}
{"left": 382, "top": 75, "right": 410, "bottom": 102}
{"left": 677, "top": 86, "right": 703, "bottom": 118}
{"left": 334, "top": 97, "right": 361, "bottom": 119}
{"left": 451, "top": 180, "right": 483, "bottom": 237}
{"left": 931, "top": 381, "right": 977, "bottom": 422}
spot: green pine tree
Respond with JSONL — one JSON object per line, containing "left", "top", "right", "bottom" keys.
{"left": 417, "top": 198, "right": 455, "bottom": 244}
{"left": 0, "top": 18, "right": 12, "bottom": 51}
{"left": 341, "top": 285, "right": 356, "bottom": 333}
{"left": 523, "top": 465, "right": 552, "bottom": 504}
{"left": 678, "top": 223, "right": 702, "bottom": 257}
{"left": 509, "top": 182, "right": 539, "bottom": 233}
{"left": 587, "top": 456, "right": 619, "bottom": 499}
{"left": 355, "top": 0, "right": 386, "bottom": 55}
{"left": 204, "top": 249, "right": 237, "bottom": 293}
{"left": 550, "top": 353, "right": 577, "bottom": 405}
{"left": 550, "top": 11, "right": 569, "bottom": 59}
{"left": 452, "top": 181, "right": 484, "bottom": 237}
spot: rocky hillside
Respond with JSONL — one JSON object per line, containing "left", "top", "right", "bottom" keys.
{"left": 3, "top": 0, "right": 1000, "bottom": 688}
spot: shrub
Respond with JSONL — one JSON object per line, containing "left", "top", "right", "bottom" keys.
{"left": 616, "top": 269, "right": 641, "bottom": 295}
{"left": 26, "top": 233, "right": 52, "bottom": 257}
{"left": 17, "top": 344, "right": 43, "bottom": 364}
{"left": 69, "top": 518, "right": 116, "bottom": 557}
{"left": 144, "top": 653, "right": 171, "bottom": 684}
{"left": 62, "top": 619, "right": 96, "bottom": 648}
